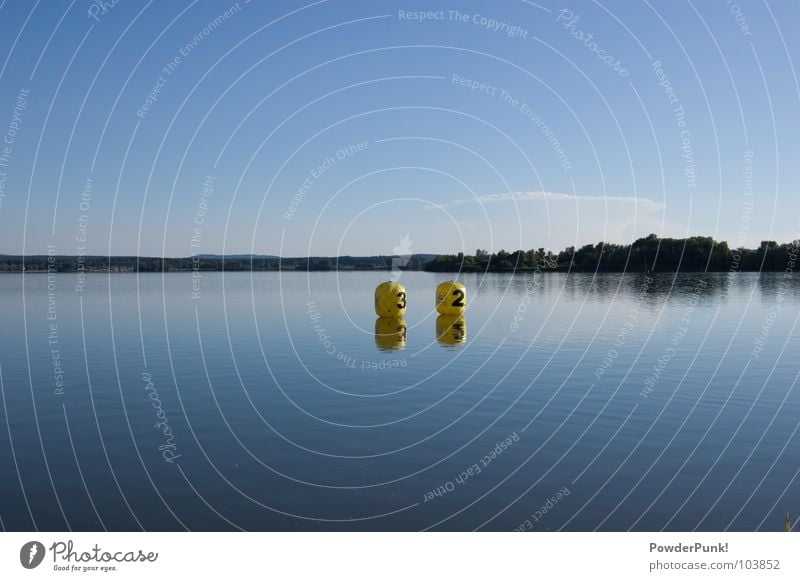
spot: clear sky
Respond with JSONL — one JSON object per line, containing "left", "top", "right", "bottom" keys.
{"left": 0, "top": 0, "right": 797, "bottom": 257}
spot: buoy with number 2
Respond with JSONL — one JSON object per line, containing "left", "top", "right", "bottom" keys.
{"left": 435, "top": 280, "right": 467, "bottom": 315}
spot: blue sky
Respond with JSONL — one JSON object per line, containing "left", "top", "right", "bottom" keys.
{"left": 0, "top": 0, "right": 797, "bottom": 257}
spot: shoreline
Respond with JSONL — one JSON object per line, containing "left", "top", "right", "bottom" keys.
{"left": 3, "top": 268, "right": 792, "bottom": 275}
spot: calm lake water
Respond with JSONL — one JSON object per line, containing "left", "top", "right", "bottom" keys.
{"left": 1, "top": 271, "right": 799, "bottom": 531}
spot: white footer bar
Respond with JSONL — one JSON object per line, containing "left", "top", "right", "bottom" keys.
{"left": 1, "top": 532, "right": 795, "bottom": 580}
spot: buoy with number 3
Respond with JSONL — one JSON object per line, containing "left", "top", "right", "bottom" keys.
{"left": 374, "top": 281, "right": 407, "bottom": 317}
{"left": 435, "top": 280, "right": 466, "bottom": 315}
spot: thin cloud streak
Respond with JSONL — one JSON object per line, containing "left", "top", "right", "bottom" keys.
{"left": 427, "top": 191, "right": 666, "bottom": 212}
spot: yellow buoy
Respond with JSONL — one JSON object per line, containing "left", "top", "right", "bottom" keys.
{"left": 375, "top": 317, "right": 407, "bottom": 350}
{"left": 374, "top": 281, "right": 407, "bottom": 317}
{"left": 435, "top": 280, "right": 466, "bottom": 315}
{"left": 436, "top": 315, "right": 467, "bottom": 346}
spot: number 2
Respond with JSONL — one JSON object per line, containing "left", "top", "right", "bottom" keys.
{"left": 451, "top": 289, "right": 465, "bottom": 307}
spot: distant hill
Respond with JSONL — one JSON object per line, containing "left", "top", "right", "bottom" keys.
{"left": 0, "top": 253, "right": 440, "bottom": 272}
{"left": 198, "top": 253, "right": 438, "bottom": 261}
{"left": 197, "top": 254, "right": 279, "bottom": 259}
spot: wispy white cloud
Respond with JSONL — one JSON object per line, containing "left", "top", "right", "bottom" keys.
{"left": 427, "top": 190, "right": 666, "bottom": 212}
{"left": 423, "top": 190, "right": 672, "bottom": 250}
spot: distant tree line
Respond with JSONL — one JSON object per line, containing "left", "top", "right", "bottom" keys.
{"left": 424, "top": 235, "right": 799, "bottom": 273}
{"left": 1, "top": 236, "right": 797, "bottom": 273}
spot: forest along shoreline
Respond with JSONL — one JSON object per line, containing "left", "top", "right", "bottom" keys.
{"left": 2, "top": 234, "right": 798, "bottom": 274}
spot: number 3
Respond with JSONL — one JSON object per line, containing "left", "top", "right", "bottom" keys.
{"left": 397, "top": 291, "right": 407, "bottom": 309}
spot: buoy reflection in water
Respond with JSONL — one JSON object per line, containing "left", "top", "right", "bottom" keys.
{"left": 436, "top": 314, "right": 467, "bottom": 346}
{"left": 374, "top": 317, "right": 407, "bottom": 351}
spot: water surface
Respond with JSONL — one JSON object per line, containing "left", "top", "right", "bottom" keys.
{"left": 1, "top": 271, "right": 798, "bottom": 531}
